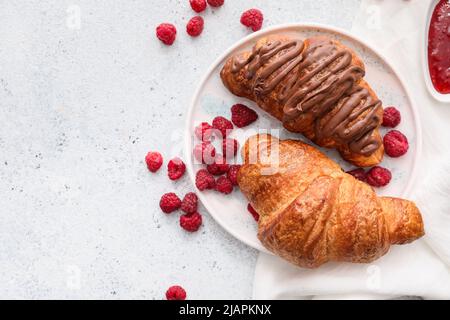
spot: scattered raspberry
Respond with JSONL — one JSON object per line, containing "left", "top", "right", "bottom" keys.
{"left": 194, "top": 122, "right": 213, "bottom": 141}
{"left": 166, "top": 285, "right": 186, "bottom": 300}
{"left": 207, "top": 0, "right": 224, "bottom": 7}
{"left": 346, "top": 168, "right": 366, "bottom": 182}
{"left": 156, "top": 23, "right": 177, "bottom": 45}
{"left": 196, "top": 169, "right": 216, "bottom": 191}
{"left": 240, "top": 9, "right": 264, "bottom": 32}
{"left": 382, "top": 106, "right": 401, "bottom": 128}
{"left": 193, "top": 141, "right": 216, "bottom": 164}
{"left": 180, "top": 212, "right": 202, "bottom": 232}
{"left": 186, "top": 16, "right": 204, "bottom": 37}
{"left": 181, "top": 192, "right": 198, "bottom": 214}
{"left": 383, "top": 130, "right": 409, "bottom": 158}
{"left": 231, "top": 104, "right": 258, "bottom": 128}
{"left": 247, "top": 203, "right": 260, "bottom": 222}
{"left": 206, "top": 154, "right": 229, "bottom": 176}
{"left": 227, "top": 164, "right": 241, "bottom": 186}
{"left": 167, "top": 157, "right": 186, "bottom": 180}
{"left": 215, "top": 176, "right": 233, "bottom": 194}
{"left": 159, "top": 193, "right": 182, "bottom": 213}
{"left": 212, "top": 116, "right": 233, "bottom": 138}
{"left": 223, "top": 138, "right": 239, "bottom": 158}
{"left": 189, "top": 0, "right": 207, "bottom": 13}
{"left": 145, "top": 151, "right": 163, "bottom": 172}
{"left": 366, "top": 166, "right": 392, "bottom": 187}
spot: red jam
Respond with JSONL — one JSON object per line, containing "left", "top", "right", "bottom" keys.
{"left": 428, "top": 0, "right": 450, "bottom": 94}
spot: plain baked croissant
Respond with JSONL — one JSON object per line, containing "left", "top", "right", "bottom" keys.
{"left": 238, "top": 134, "right": 424, "bottom": 268}
{"left": 221, "top": 35, "right": 385, "bottom": 167}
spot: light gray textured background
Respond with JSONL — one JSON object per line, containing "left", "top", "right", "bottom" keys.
{"left": 0, "top": 0, "right": 361, "bottom": 299}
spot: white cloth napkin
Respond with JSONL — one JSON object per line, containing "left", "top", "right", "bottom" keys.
{"left": 253, "top": 0, "right": 450, "bottom": 300}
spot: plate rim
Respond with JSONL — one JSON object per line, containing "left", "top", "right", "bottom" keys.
{"left": 183, "top": 22, "right": 423, "bottom": 252}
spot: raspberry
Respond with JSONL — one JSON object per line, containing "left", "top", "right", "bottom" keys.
{"left": 180, "top": 212, "right": 202, "bottom": 232}
{"left": 207, "top": 0, "right": 224, "bottom": 7}
{"left": 194, "top": 122, "right": 213, "bottom": 141}
{"left": 181, "top": 192, "right": 198, "bottom": 214}
{"left": 167, "top": 157, "right": 186, "bottom": 180}
{"left": 227, "top": 164, "right": 241, "bottom": 186}
{"left": 382, "top": 106, "right": 401, "bottom": 128}
{"left": 247, "top": 203, "right": 260, "bottom": 222}
{"left": 212, "top": 116, "right": 233, "bottom": 138}
{"left": 145, "top": 151, "right": 163, "bottom": 172}
{"left": 196, "top": 169, "right": 216, "bottom": 191}
{"left": 156, "top": 23, "right": 177, "bottom": 45}
{"left": 206, "top": 154, "right": 229, "bottom": 176}
{"left": 166, "top": 285, "right": 186, "bottom": 300}
{"left": 366, "top": 166, "right": 392, "bottom": 187}
{"left": 189, "top": 0, "right": 207, "bottom": 13}
{"left": 193, "top": 141, "right": 216, "bottom": 164}
{"left": 215, "top": 176, "right": 233, "bottom": 194}
{"left": 186, "top": 16, "right": 204, "bottom": 37}
{"left": 240, "top": 9, "right": 264, "bottom": 32}
{"left": 231, "top": 104, "right": 258, "bottom": 128}
{"left": 383, "top": 130, "right": 409, "bottom": 158}
{"left": 346, "top": 168, "right": 366, "bottom": 182}
{"left": 159, "top": 193, "right": 182, "bottom": 213}
{"left": 222, "top": 138, "right": 239, "bottom": 158}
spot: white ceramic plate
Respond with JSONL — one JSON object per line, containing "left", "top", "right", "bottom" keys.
{"left": 184, "top": 23, "right": 422, "bottom": 253}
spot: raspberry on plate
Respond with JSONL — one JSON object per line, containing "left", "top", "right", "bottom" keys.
{"left": 227, "top": 164, "right": 241, "bottom": 186}
{"left": 383, "top": 130, "right": 409, "bottom": 158}
{"left": 167, "top": 157, "right": 186, "bottom": 180}
{"left": 247, "top": 203, "right": 260, "bottom": 222}
{"left": 186, "top": 16, "right": 204, "bottom": 37}
{"left": 189, "top": 0, "right": 207, "bottom": 13}
{"left": 193, "top": 141, "right": 216, "bottom": 164}
{"left": 145, "top": 151, "right": 163, "bottom": 172}
{"left": 180, "top": 212, "right": 202, "bottom": 232}
{"left": 156, "top": 23, "right": 177, "bottom": 45}
{"left": 231, "top": 104, "right": 258, "bottom": 128}
{"left": 194, "top": 122, "right": 213, "bottom": 141}
{"left": 207, "top": 0, "right": 224, "bottom": 7}
{"left": 240, "top": 9, "right": 264, "bottom": 32}
{"left": 206, "top": 154, "right": 229, "bottom": 176}
{"left": 181, "top": 192, "right": 198, "bottom": 214}
{"left": 212, "top": 116, "right": 233, "bottom": 138}
{"left": 215, "top": 176, "right": 233, "bottom": 194}
{"left": 346, "top": 168, "right": 366, "bottom": 182}
{"left": 166, "top": 285, "right": 186, "bottom": 300}
{"left": 159, "top": 193, "right": 182, "bottom": 213}
{"left": 196, "top": 169, "right": 216, "bottom": 191}
{"left": 222, "top": 138, "right": 239, "bottom": 158}
{"left": 382, "top": 106, "right": 401, "bottom": 128}
{"left": 366, "top": 166, "right": 392, "bottom": 187}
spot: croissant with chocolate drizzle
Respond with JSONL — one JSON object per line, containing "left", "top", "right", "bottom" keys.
{"left": 221, "top": 36, "right": 384, "bottom": 167}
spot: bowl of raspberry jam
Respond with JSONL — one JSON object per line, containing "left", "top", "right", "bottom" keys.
{"left": 425, "top": 0, "right": 450, "bottom": 102}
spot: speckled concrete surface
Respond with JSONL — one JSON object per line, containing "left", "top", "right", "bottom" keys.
{"left": 0, "top": 0, "right": 361, "bottom": 299}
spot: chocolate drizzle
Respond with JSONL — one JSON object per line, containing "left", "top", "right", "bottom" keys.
{"left": 231, "top": 38, "right": 382, "bottom": 156}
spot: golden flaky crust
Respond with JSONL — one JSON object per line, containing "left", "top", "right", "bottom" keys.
{"left": 221, "top": 36, "right": 384, "bottom": 167}
{"left": 238, "top": 134, "right": 424, "bottom": 268}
